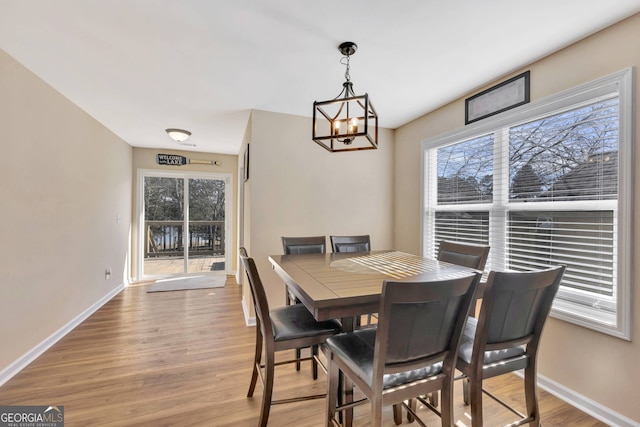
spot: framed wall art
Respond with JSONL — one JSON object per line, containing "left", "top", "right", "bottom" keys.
{"left": 465, "top": 71, "right": 530, "bottom": 124}
{"left": 243, "top": 144, "right": 250, "bottom": 182}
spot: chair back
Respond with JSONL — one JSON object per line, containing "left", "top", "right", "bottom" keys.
{"left": 373, "top": 273, "right": 481, "bottom": 385}
{"left": 239, "top": 247, "right": 274, "bottom": 339}
{"left": 281, "top": 236, "right": 326, "bottom": 254}
{"left": 330, "top": 235, "right": 371, "bottom": 253}
{"left": 477, "top": 266, "right": 565, "bottom": 350}
{"left": 437, "top": 240, "right": 490, "bottom": 271}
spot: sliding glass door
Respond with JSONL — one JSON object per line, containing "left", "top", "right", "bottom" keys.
{"left": 140, "top": 170, "right": 230, "bottom": 278}
{"left": 187, "top": 178, "right": 226, "bottom": 273}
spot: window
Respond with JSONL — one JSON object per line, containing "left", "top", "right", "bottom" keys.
{"left": 422, "top": 69, "right": 633, "bottom": 339}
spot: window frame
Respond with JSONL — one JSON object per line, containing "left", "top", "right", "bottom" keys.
{"left": 421, "top": 68, "right": 634, "bottom": 340}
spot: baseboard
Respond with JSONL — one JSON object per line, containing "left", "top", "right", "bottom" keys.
{"left": 513, "top": 371, "right": 640, "bottom": 427}
{"left": 242, "top": 296, "right": 256, "bottom": 327}
{"left": 0, "top": 283, "right": 125, "bottom": 387}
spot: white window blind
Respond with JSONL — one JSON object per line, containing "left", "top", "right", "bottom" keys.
{"left": 437, "top": 135, "right": 493, "bottom": 205}
{"left": 507, "top": 211, "right": 614, "bottom": 297}
{"left": 422, "top": 69, "right": 633, "bottom": 339}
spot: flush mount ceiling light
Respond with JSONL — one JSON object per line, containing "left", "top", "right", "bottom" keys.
{"left": 165, "top": 128, "right": 191, "bottom": 143}
{"left": 313, "top": 41, "right": 378, "bottom": 152}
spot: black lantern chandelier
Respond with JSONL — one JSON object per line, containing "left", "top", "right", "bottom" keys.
{"left": 313, "top": 42, "right": 378, "bottom": 152}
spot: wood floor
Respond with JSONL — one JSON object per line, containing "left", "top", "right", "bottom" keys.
{"left": 0, "top": 278, "right": 607, "bottom": 426}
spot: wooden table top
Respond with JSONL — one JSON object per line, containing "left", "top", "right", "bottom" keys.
{"left": 269, "top": 250, "right": 478, "bottom": 322}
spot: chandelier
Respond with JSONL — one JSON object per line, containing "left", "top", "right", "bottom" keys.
{"left": 312, "top": 42, "right": 378, "bottom": 152}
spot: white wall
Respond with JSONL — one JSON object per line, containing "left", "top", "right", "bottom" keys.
{"left": 245, "top": 110, "right": 394, "bottom": 308}
{"left": 394, "top": 13, "right": 640, "bottom": 424}
{"left": 0, "top": 49, "right": 132, "bottom": 378}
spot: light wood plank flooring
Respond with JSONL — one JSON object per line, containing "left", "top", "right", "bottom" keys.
{"left": 0, "top": 278, "right": 607, "bottom": 426}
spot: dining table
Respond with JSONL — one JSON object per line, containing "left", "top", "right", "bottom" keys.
{"left": 268, "top": 249, "right": 480, "bottom": 426}
{"left": 269, "top": 249, "right": 479, "bottom": 330}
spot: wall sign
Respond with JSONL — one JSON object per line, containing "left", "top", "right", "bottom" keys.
{"left": 156, "top": 154, "right": 220, "bottom": 166}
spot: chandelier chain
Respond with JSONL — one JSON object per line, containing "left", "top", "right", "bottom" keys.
{"left": 341, "top": 55, "right": 351, "bottom": 82}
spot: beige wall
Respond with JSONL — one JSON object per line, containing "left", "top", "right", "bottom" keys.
{"left": 394, "top": 13, "right": 640, "bottom": 422}
{"left": 244, "top": 110, "right": 394, "bottom": 309}
{"left": 237, "top": 114, "right": 252, "bottom": 310}
{"left": 130, "top": 148, "right": 239, "bottom": 280}
{"left": 0, "top": 49, "right": 132, "bottom": 373}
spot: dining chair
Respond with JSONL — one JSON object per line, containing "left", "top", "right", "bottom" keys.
{"left": 281, "top": 235, "right": 326, "bottom": 306}
{"left": 239, "top": 247, "right": 341, "bottom": 427}
{"left": 437, "top": 240, "right": 490, "bottom": 271}
{"left": 330, "top": 234, "right": 373, "bottom": 327}
{"left": 456, "top": 265, "right": 565, "bottom": 427}
{"left": 324, "top": 272, "right": 481, "bottom": 427}
{"left": 330, "top": 234, "right": 371, "bottom": 253}
{"left": 436, "top": 240, "right": 490, "bottom": 321}
{"left": 281, "top": 235, "right": 327, "bottom": 371}
{"left": 282, "top": 235, "right": 327, "bottom": 255}
{"left": 399, "top": 239, "right": 491, "bottom": 417}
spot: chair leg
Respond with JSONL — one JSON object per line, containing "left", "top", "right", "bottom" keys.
{"left": 286, "top": 288, "right": 305, "bottom": 374}
{"left": 469, "top": 377, "right": 484, "bottom": 427}
{"left": 371, "top": 395, "right": 383, "bottom": 427}
{"left": 326, "top": 352, "right": 340, "bottom": 427}
{"left": 344, "top": 375, "right": 354, "bottom": 427}
{"left": 312, "top": 345, "right": 319, "bottom": 380}
{"left": 393, "top": 403, "right": 402, "bottom": 425}
{"left": 286, "top": 289, "right": 305, "bottom": 372}
{"left": 463, "top": 377, "right": 470, "bottom": 405}
{"left": 428, "top": 391, "right": 439, "bottom": 407}
{"left": 524, "top": 366, "right": 541, "bottom": 427}
{"left": 258, "top": 351, "right": 275, "bottom": 427}
{"left": 247, "top": 328, "right": 263, "bottom": 397}
{"left": 440, "top": 382, "right": 455, "bottom": 427}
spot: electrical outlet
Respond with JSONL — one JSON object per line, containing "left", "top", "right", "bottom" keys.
{"left": 105, "top": 268, "right": 111, "bottom": 280}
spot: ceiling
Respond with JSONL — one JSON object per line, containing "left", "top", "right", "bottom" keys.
{"left": 2, "top": 1, "right": 639, "bottom": 155}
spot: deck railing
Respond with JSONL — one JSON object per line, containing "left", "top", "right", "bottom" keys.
{"left": 145, "top": 220, "right": 225, "bottom": 258}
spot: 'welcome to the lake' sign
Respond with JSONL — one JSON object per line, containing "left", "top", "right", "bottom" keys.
{"left": 156, "top": 154, "right": 220, "bottom": 166}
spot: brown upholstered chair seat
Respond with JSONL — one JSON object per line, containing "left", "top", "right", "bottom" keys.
{"left": 458, "top": 317, "right": 526, "bottom": 365}
{"left": 325, "top": 329, "right": 444, "bottom": 390}
{"left": 270, "top": 304, "right": 341, "bottom": 342}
